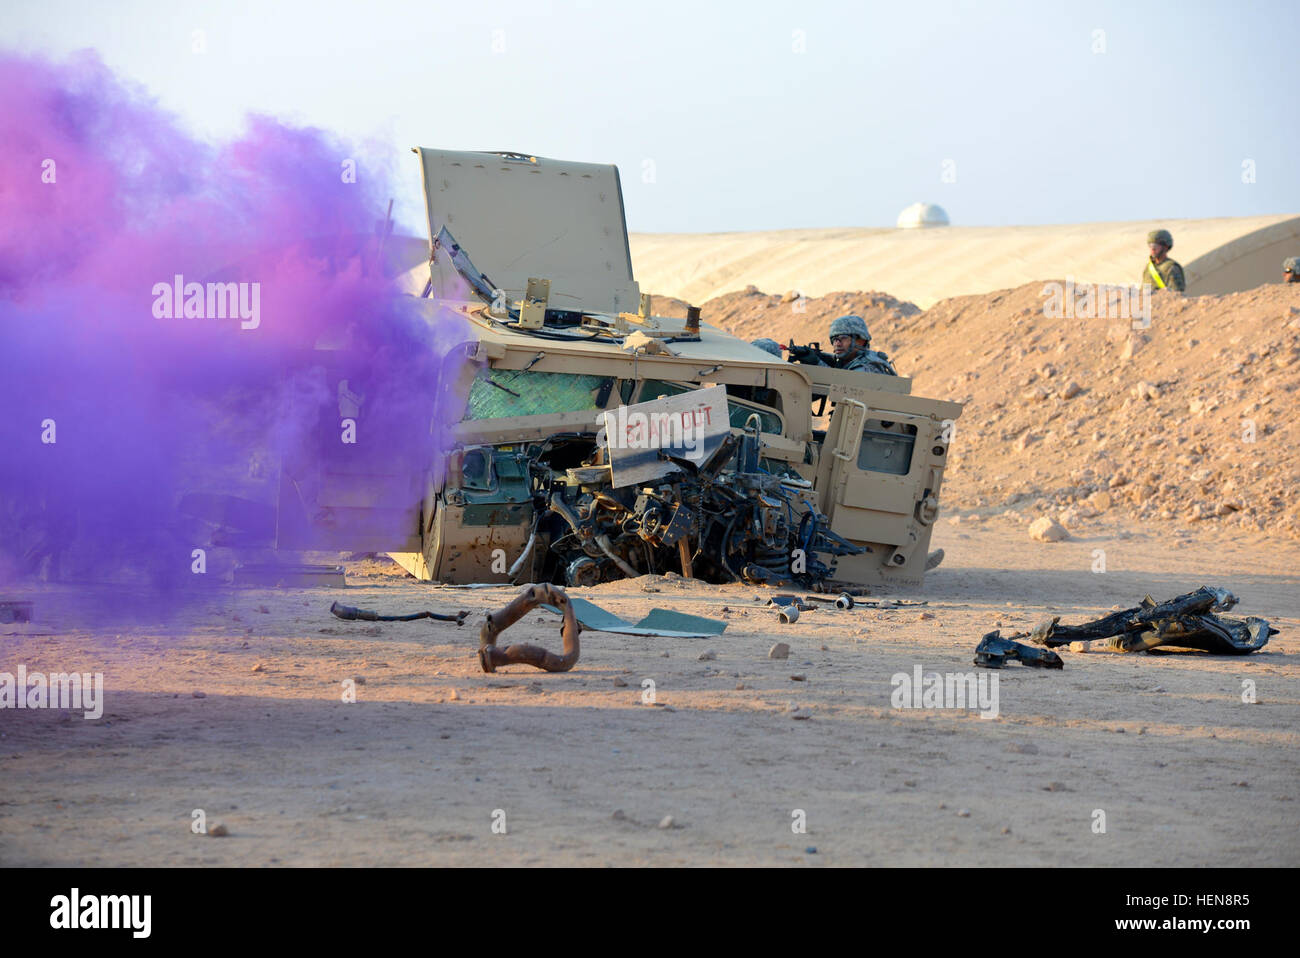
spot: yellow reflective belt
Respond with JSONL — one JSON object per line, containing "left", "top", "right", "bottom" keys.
{"left": 1147, "top": 260, "right": 1167, "bottom": 289}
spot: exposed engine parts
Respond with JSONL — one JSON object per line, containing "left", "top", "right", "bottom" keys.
{"left": 490, "top": 430, "right": 865, "bottom": 590}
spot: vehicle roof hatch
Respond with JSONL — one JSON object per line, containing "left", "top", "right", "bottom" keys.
{"left": 413, "top": 148, "right": 640, "bottom": 316}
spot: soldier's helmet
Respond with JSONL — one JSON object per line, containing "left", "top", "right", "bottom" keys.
{"left": 1284, "top": 256, "right": 1300, "bottom": 274}
{"left": 1147, "top": 228, "right": 1174, "bottom": 248}
{"left": 751, "top": 338, "right": 782, "bottom": 357}
{"left": 829, "top": 314, "right": 871, "bottom": 342}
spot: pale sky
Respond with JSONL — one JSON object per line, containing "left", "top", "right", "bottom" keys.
{"left": 5, "top": 0, "right": 1297, "bottom": 234}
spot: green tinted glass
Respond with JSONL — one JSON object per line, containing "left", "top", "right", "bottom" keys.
{"left": 466, "top": 369, "right": 611, "bottom": 419}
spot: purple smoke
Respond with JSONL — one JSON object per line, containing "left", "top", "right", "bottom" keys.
{"left": 0, "top": 50, "right": 466, "bottom": 598}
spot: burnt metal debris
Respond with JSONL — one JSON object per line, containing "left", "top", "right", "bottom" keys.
{"left": 534, "top": 432, "right": 865, "bottom": 589}
{"left": 1028, "top": 586, "right": 1275, "bottom": 655}
{"left": 479, "top": 583, "right": 580, "bottom": 673}
{"left": 330, "top": 601, "right": 468, "bottom": 625}
{"left": 768, "top": 593, "right": 856, "bottom": 610}
{"left": 974, "top": 632, "right": 1065, "bottom": 669}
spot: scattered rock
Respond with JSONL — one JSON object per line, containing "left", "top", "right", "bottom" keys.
{"left": 768, "top": 642, "right": 791, "bottom": 660}
{"left": 251, "top": 663, "right": 266, "bottom": 673}
{"left": 1060, "top": 381, "right": 1082, "bottom": 399}
{"left": 1068, "top": 641, "right": 1091, "bottom": 653}
{"left": 1086, "top": 490, "right": 1112, "bottom": 512}
{"left": 790, "top": 673, "right": 807, "bottom": 682}
{"left": 448, "top": 689, "right": 459, "bottom": 701}
{"left": 658, "top": 815, "right": 674, "bottom": 829}
{"left": 918, "top": 611, "right": 935, "bottom": 621}
{"left": 208, "top": 823, "right": 229, "bottom": 837}
{"left": 1120, "top": 334, "right": 1149, "bottom": 361}
{"left": 613, "top": 676, "right": 628, "bottom": 687}
{"left": 698, "top": 650, "right": 717, "bottom": 661}
{"left": 956, "top": 809, "right": 971, "bottom": 818}
{"left": 1028, "top": 516, "right": 1069, "bottom": 542}
{"left": 192, "top": 691, "right": 206, "bottom": 699}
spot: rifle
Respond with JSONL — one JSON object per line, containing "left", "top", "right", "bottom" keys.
{"left": 786, "top": 339, "right": 835, "bottom": 366}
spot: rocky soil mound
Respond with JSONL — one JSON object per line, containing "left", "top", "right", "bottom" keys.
{"left": 665, "top": 281, "right": 1300, "bottom": 539}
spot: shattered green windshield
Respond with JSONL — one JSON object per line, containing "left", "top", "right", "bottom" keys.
{"left": 466, "top": 369, "right": 612, "bottom": 419}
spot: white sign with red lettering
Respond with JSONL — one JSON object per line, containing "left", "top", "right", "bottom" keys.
{"left": 599, "top": 384, "right": 730, "bottom": 488}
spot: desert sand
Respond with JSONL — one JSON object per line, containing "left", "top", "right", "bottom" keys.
{"left": 2, "top": 520, "right": 1296, "bottom": 867}
{"left": 3, "top": 279, "right": 1298, "bottom": 867}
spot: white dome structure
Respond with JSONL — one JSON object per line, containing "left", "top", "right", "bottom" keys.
{"left": 896, "top": 202, "right": 950, "bottom": 229}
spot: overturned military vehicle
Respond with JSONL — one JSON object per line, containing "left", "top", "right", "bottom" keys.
{"left": 280, "top": 150, "right": 963, "bottom": 590}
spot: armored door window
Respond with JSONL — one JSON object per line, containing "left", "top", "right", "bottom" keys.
{"left": 857, "top": 420, "right": 917, "bottom": 476}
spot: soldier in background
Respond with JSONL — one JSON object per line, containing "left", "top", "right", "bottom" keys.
{"left": 1283, "top": 256, "right": 1300, "bottom": 284}
{"left": 751, "top": 338, "right": 783, "bottom": 358}
{"left": 1141, "top": 228, "right": 1186, "bottom": 292}
{"left": 827, "top": 314, "right": 898, "bottom": 376}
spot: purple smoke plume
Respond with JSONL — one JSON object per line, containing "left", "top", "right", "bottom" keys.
{"left": 0, "top": 50, "right": 466, "bottom": 601}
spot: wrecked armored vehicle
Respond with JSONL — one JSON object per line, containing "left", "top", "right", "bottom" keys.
{"left": 278, "top": 149, "right": 963, "bottom": 590}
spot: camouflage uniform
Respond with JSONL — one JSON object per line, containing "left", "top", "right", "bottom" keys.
{"left": 1141, "top": 257, "right": 1185, "bottom": 292}
{"left": 844, "top": 348, "right": 898, "bottom": 376}
{"left": 1141, "top": 228, "right": 1185, "bottom": 292}
{"left": 1283, "top": 256, "right": 1300, "bottom": 282}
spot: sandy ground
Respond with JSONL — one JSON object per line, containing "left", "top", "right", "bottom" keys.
{"left": 2, "top": 516, "right": 1297, "bottom": 867}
